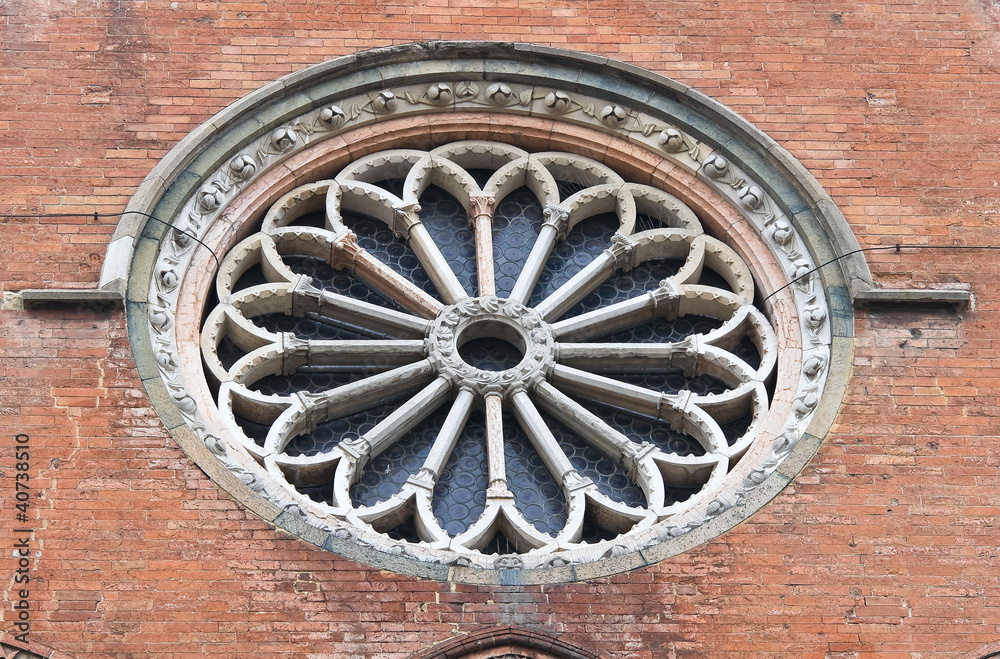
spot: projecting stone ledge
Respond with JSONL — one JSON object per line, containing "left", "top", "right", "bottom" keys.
{"left": 852, "top": 286, "right": 972, "bottom": 310}
{"left": 20, "top": 288, "right": 124, "bottom": 310}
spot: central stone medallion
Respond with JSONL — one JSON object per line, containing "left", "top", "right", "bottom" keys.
{"left": 427, "top": 296, "right": 556, "bottom": 397}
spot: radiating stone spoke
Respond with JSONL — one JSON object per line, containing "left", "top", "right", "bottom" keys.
{"left": 548, "top": 364, "right": 727, "bottom": 454}
{"left": 549, "top": 363, "right": 674, "bottom": 420}
{"left": 227, "top": 336, "right": 429, "bottom": 386}
{"left": 532, "top": 250, "right": 616, "bottom": 322}
{"left": 417, "top": 388, "right": 475, "bottom": 485}
{"left": 483, "top": 393, "right": 510, "bottom": 499}
{"left": 469, "top": 195, "right": 497, "bottom": 296}
{"left": 509, "top": 389, "right": 581, "bottom": 490}
{"left": 551, "top": 292, "right": 662, "bottom": 343}
{"left": 509, "top": 205, "right": 569, "bottom": 304}
{"left": 532, "top": 380, "right": 729, "bottom": 517}
{"left": 398, "top": 209, "right": 470, "bottom": 304}
{"left": 532, "top": 380, "right": 650, "bottom": 471}
{"left": 304, "top": 284, "right": 430, "bottom": 339}
{"left": 265, "top": 360, "right": 437, "bottom": 454}
{"left": 331, "top": 230, "right": 443, "bottom": 318}
{"left": 556, "top": 339, "right": 755, "bottom": 389}
{"left": 549, "top": 269, "right": 692, "bottom": 342}
{"left": 556, "top": 341, "right": 689, "bottom": 370}
{"left": 299, "top": 339, "right": 427, "bottom": 369}
{"left": 412, "top": 225, "right": 471, "bottom": 302}
{"left": 350, "top": 252, "right": 444, "bottom": 318}
{"left": 301, "top": 360, "right": 436, "bottom": 421}
{"left": 535, "top": 234, "right": 638, "bottom": 321}
{"left": 353, "top": 376, "right": 452, "bottom": 458}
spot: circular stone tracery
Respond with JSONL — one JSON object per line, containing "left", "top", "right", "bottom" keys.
{"left": 198, "top": 140, "right": 781, "bottom": 566}
{"left": 114, "top": 43, "right": 850, "bottom": 583}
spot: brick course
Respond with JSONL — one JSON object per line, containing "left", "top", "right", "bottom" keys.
{"left": 3, "top": 1, "right": 1000, "bottom": 657}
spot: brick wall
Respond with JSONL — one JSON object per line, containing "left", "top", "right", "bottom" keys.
{"left": 2, "top": 1, "right": 1000, "bottom": 657}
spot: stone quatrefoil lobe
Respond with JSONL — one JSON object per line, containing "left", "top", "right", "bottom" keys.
{"left": 200, "top": 141, "right": 777, "bottom": 563}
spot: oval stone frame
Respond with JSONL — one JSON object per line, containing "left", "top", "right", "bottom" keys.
{"left": 104, "top": 42, "right": 859, "bottom": 584}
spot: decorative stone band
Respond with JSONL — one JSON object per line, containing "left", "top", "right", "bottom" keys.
{"left": 120, "top": 43, "right": 847, "bottom": 584}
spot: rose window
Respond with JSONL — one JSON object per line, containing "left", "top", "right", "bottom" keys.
{"left": 118, "top": 44, "right": 849, "bottom": 581}
{"left": 200, "top": 142, "right": 776, "bottom": 560}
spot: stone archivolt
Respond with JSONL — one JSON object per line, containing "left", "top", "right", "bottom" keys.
{"left": 196, "top": 142, "right": 782, "bottom": 567}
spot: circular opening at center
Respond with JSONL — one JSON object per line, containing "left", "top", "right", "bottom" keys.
{"left": 458, "top": 337, "right": 525, "bottom": 371}
{"left": 455, "top": 319, "right": 528, "bottom": 372}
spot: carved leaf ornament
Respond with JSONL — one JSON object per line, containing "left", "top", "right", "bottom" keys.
{"left": 134, "top": 59, "right": 834, "bottom": 581}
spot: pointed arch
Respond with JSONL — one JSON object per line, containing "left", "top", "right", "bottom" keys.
{"left": 413, "top": 626, "right": 602, "bottom": 659}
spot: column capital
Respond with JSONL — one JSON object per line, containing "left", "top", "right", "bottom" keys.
{"left": 391, "top": 202, "right": 423, "bottom": 239}
{"left": 605, "top": 233, "right": 637, "bottom": 270}
{"left": 468, "top": 194, "right": 496, "bottom": 223}
{"left": 542, "top": 204, "right": 571, "bottom": 241}
{"left": 331, "top": 230, "right": 363, "bottom": 270}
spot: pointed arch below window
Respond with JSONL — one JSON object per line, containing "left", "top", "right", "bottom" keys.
{"left": 954, "top": 640, "right": 1000, "bottom": 659}
{"left": 413, "top": 626, "right": 602, "bottom": 659}
{"left": 1, "top": 635, "right": 79, "bottom": 659}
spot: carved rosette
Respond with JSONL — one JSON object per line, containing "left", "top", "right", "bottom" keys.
{"left": 426, "top": 297, "right": 556, "bottom": 396}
